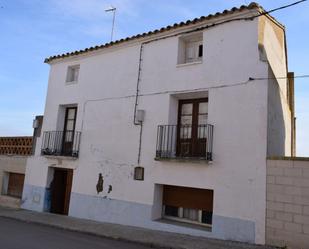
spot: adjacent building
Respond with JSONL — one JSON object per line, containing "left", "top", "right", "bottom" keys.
{"left": 22, "top": 3, "right": 295, "bottom": 245}
{"left": 0, "top": 115, "right": 42, "bottom": 208}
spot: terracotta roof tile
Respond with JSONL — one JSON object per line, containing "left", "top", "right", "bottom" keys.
{"left": 44, "top": 2, "right": 262, "bottom": 63}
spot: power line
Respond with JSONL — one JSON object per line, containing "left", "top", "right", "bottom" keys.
{"left": 80, "top": 74, "right": 309, "bottom": 107}
{"left": 214, "top": 0, "right": 308, "bottom": 26}
{"left": 250, "top": 75, "right": 309, "bottom": 81}
{"left": 80, "top": 0, "right": 309, "bottom": 134}
{"left": 261, "top": 0, "right": 307, "bottom": 16}
{"left": 141, "top": 0, "right": 308, "bottom": 48}
{"left": 241, "top": 0, "right": 308, "bottom": 22}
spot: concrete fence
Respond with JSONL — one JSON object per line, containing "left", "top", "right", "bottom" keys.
{"left": 0, "top": 137, "right": 33, "bottom": 156}
{"left": 266, "top": 157, "right": 309, "bottom": 249}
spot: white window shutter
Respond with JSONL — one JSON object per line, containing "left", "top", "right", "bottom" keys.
{"left": 185, "top": 43, "right": 196, "bottom": 62}
{"left": 74, "top": 68, "right": 79, "bottom": 81}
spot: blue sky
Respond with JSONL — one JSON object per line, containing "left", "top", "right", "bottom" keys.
{"left": 0, "top": 0, "right": 308, "bottom": 155}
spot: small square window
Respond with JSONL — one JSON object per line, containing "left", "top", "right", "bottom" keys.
{"left": 178, "top": 33, "right": 203, "bottom": 65}
{"left": 66, "top": 65, "right": 80, "bottom": 83}
{"left": 185, "top": 41, "right": 203, "bottom": 63}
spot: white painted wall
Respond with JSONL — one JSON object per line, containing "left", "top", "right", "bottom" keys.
{"left": 24, "top": 12, "right": 291, "bottom": 244}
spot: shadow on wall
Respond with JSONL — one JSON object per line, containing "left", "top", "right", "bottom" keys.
{"left": 267, "top": 66, "right": 287, "bottom": 156}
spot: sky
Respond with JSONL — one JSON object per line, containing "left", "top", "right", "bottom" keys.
{"left": 0, "top": 0, "right": 308, "bottom": 156}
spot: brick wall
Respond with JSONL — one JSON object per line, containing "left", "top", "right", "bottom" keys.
{"left": 266, "top": 157, "right": 309, "bottom": 248}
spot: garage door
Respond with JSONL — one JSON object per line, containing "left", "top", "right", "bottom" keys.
{"left": 7, "top": 173, "right": 25, "bottom": 198}
{"left": 163, "top": 185, "right": 213, "bottom": 211}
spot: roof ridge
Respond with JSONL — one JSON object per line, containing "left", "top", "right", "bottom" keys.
{"left": 45, "top": 2, "right": 262, "bottom": 63}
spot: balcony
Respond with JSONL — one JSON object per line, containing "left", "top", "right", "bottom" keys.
{"left": 41, "top": 131, "right": 81, "bottom": 158}
{"left": 155, "top": 124, "right": 213, "bottom": 161}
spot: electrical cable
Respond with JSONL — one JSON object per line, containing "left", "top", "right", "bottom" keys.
{"left": 80, "top": 74, "right": 309, "bottom": 110}
{"left": 259, "top": 0, "right": 307, "bottom": 16}
{"left": 250, "top": 75, "right": 309, "bottom": 81}
{"left": 81, "top": 1, "right": 308, "bottom": 167}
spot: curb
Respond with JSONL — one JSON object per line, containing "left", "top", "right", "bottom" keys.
{"left": 0, "top": 207, "right": 279, "bottom": 249}
{"left": 0, "top": 211, "right": 174, "bottom": 249}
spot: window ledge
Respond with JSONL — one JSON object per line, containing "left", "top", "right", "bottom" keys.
{"left": 155, "top": 218, "right": 212, "bottom": 232}
{"left": 43, "top": 155, "right": 78, "bottom": 161}
{"left": 177, "top": 60, "right": 202, "bottom": 68}
{"left": 65, "top": 80, "right": 78, "bottom": 85}
{"left": 154, "top": 157, "right": 212, "bottom": 164}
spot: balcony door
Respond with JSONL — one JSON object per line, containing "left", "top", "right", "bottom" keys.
{"left": 177, "top": 98, "right": 208, "bottom": 157}
{"left": 62, "top": 107, "right": 77, "bottom": 156}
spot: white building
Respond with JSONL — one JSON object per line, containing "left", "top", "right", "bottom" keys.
{"left": 22, "top": 3, "right": 295, "bottom": 245}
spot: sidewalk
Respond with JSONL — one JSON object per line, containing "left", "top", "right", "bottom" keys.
{"left": 0, "top": 207, "right": 278, "bottom": 249}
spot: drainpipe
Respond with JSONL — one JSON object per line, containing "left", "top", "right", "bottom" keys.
{"left": 133, "top": 44, "right": 145, "bottom": 166}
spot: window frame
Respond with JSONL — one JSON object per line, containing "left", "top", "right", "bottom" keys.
{"left": 66, "top": 65, "right": 80, "bottom": 84}
{"left": 185, "top": 40, "right": 203, "bottom": 63}
{"left": 177, "top": 98, "right": 208, "bottom": 158}
{"left": 162, "top": 185, "right": 213, "bottom": 228}
{"left": 177, "top": 32, "right": 204, "bottom": 65}
{"left": 162, "top": 205, "right": 212, "bottom": 228}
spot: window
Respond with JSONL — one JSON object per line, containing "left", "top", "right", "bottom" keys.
{"left": 178, "top": 33, "right": 203, "bottom": 64}
{"left": 66, "top": 65, "right": 80, "bottom": 83}
{"left": 177, "top": 98, "right": 208, "bottom": 158}
{"left": 162, "top": 185, "right": 213, "bottom": 227}
{"left": 62, "top": 107, "right": 77, "bottom": 155}
{"left": 185, "top": 40, "right": 203, "bottom": 63}
{"left": 163, "top": 206, "right": 212, "bottom": 226}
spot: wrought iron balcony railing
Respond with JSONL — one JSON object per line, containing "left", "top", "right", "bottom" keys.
{"left": 41, "top": 131, "right": 81, "bottom": 158}
{"left": 156, "top": 124, "right": 213, "bottom": 161}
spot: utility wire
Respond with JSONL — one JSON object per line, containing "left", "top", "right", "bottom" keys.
{"left": 80, "top": 74, "right": 309, "bottom": 106}
{"left": 261, "top": 0, "right": 307, "bottom": 16}
{"left": 241, "top": 0, "right": 308, "bottom": 21}
{"left": 82, "top": 0, "right": 308, "bottom": 167}
{"left": 80, "top": 0, "right": 309, "bottom": 124}
{"left": 250, "top": 75, "right": 309, "bottom": 81}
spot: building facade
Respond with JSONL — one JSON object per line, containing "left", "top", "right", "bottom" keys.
{"left": 22, "top": 3, "right": 295, "bottom": 245}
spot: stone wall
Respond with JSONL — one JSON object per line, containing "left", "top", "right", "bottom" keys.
{"left": 266, "top": 157, "right": 309, "bottom": 249}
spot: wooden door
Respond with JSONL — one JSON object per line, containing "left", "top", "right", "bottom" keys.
{"left": 50, "top": 168, "right": 73, "bottom": 215}
{"left": 177, "top": 98, "right": 208, "bottom": 157}
{"left": 63, "top": 169, "right": 73, "bottom": 215}
{"left": 62, "top": 107, "right": 77, "bottom": 156}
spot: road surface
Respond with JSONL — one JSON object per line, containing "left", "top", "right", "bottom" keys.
{"left": 0, "top": 217, "right": 152, "bottom": 249}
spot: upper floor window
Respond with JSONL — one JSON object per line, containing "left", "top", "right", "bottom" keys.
{"left": 178, "top": 33, "right": 203, "bottom": 65}
{"left": 66, "top": 65, "right": 80, "bottom": 83}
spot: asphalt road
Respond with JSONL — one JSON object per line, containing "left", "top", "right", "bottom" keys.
{"left": 0, "top": 217, "right": 152, "bottom": 249}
